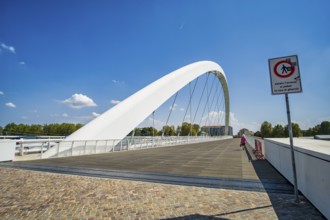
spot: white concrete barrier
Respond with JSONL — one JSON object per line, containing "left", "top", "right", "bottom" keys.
{"left": 264, "top": 138, "right": 330, "bottom": 219}
{"left": 0, "top": 140, "right": 16, "bottom": 162}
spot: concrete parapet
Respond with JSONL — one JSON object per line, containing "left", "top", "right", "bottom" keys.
{"left": 264, "top": 138, "right": 330, "bottom": 219}
{"left": 0, "top": 140, "right": 16, "bottom": 162}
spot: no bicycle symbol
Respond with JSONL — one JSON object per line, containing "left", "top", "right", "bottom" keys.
{"left": 268, "top": 55, "right": 302, "bottom": 95}
{"left": 274, "top": 59, "right": 296, "bottom": 78}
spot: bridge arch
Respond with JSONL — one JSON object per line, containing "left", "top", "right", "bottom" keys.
{"left": 66, "top": 61, "right": 230, "bottom": 141}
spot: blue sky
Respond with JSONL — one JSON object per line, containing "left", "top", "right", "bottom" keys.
{"left": 1, "top": 0, "right": 329, "bottom": 134}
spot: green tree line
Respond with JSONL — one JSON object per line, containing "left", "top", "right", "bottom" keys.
{"left": 128, "top": 122, "right": 202, "bottom": 136}
{"left": 0, "top": 123, "right": 83, "bottom": 136}
{"left": 0, "top": 122, "right": 204, "bottom": 137}
{"left": 255, "top": 121, "right": 330, "bottom": 138}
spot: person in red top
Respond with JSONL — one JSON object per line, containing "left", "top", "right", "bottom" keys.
{"left": 240, "top": 134, "right": 246, "bottom": 150}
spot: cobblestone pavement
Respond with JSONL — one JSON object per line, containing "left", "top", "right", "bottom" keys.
{"left": 0, "top": 167, "right": 324, "bottom": 220}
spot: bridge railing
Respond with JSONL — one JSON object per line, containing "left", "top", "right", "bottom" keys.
{"left": 11, "top": 135, "right": 232, "bottom": 160}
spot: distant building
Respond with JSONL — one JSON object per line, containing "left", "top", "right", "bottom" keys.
{"left": 238, "top": 128, "right": 254, "bottom": 137}
{"left": 201, "top": 125, "right": 233, "bottom": 136}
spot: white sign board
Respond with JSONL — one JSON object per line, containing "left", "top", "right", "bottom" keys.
{"left": 268, "top": 55, "right": 302, "bottom": 95}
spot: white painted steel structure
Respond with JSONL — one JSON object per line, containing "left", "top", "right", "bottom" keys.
{"left": 66, "top": 61, "right": 230, "bottom": 141}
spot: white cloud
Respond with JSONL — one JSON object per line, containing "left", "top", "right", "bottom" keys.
{"left": 19, "top": 61, "right": 26, "bottom": 65}
{"left": 50, "top": 113, "right": 69, "bottom": 118}
{"left": 61, "top": 93, "right": 97, "bottom": 109}
{"left": 92, "top": 112, "right": 100, "bottom": 117}
{"left": 198, "top": 111, "right": 261, "bottom": 134}
{"left": 180, "top": 108, "right": 185, "bottom": 112}
{"left": 1, "top": 43, "right": 16, "bottom": 53}
{"left": 169, "top": 103, "right": 178, "bottom": 111}
{"left": 110, "top": 99, "right": 121, "bottom": 105}
{"left": 5, "top": 102, "right": 16, "bottom": 108}
{"left": 0, "top": 91, "right": 4, "bottom": 95}
{"left": 112, "top": 79, "right": 125, "bottom": 84}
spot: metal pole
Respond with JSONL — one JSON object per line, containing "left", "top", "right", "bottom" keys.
{"left": 71, "top": 141, "right": 74, "bottom": 156}
{"left": 285, "top": 93, "right": 300, "bottom": 203}
{"left": 40, "top": 142, "right": 44, "bottom": 159}
{"left": 57, "top": 142, "right": 60, "bottom": 157}
{"left": 20, "top": 140, "right": 24, "bottom": 156}
{"left": 152, "top": 111, "right": 155, "bottom": 148}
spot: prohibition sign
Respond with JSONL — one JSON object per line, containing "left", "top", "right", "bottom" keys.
{"left": 274, "top": 60, "right": 295, "bottom": 78}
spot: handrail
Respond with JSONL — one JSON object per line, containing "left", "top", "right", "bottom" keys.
{"left": 14, "top": 136, "right": 233, "bottom": 159}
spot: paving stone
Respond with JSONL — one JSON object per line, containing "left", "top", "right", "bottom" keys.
{"left": 1, "top": 139, "right": 326, "bottom": 219}
{"left": 0, "top": 167, "right": 325, "bottom": 219}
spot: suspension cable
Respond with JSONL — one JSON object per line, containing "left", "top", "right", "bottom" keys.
{"left": 205, "top": 81, "right": 219, "bottom": 128}
{"left": 179, "top": 78, "right": 199, "bottom": 135}
{"left": 189, "top": 82, "right": 193, "bottom": 136}
{"left": 217, "top": 91, "right": 225, "bottom": 135}
{"left": 217, "top": 90, "right": 224, "bottom": 126}
{"left": 162, "top": 92, "right": 179, "bottom": 137}
{"left": 198, "top": 74, "right": 216, "bottom": 128}
{"left": 210, "top": 87, "right": 219, "bottom": 128}
{"left": 152, "top": 111, "right": 155, "bottom": 137}
{"left": 191, "top": 73, "right": 210, "bottom": 127}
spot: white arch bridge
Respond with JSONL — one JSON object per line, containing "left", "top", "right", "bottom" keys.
{"left": 42, "top": 61, "right": 231, "bottom": 158}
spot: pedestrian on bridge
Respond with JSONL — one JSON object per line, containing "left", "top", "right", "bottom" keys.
{"left": 240, "top": 134, "right": 246, "bottom": 150}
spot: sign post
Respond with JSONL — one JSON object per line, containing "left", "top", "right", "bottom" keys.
{"left": 268, "top": 55, "right": 302, "bottom": 203}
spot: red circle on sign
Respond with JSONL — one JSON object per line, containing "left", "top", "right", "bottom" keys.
{"left": 274, "top": 61, "right": 295, "bottom": 78}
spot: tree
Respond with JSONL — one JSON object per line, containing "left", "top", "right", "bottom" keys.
{"left": 0, "top": 126, "right": 3, "bottom": 135}
{"left": 179, "top": 122, "right": 199, "bottom": 136}
{"left": 260, "top": 121, "right": 272, "bottom": 138}
{"left": 43, "top": 124, "right": 60, "bottom": 136}
{"left": 179, "top": 122, "right": 191, "bottom": 136}
{"left": 319, "top": 121, "right": 330, "bottom": 134}
{"left": 59, "top": 123, "right": 76, "bottom": 136}
{"left": 254, "top": 131, "right": 262, "bottom": 137}
{"left": 284, "top": 123, "right": 302, "bottom": 137}
{"left": 4, "top": 123, "right": 18, "bottom": 135}
{"left": 27, "top": 124, "right": 43, "bottom": 135}
{"left": 161, "top": 125, "right": 176, "bottom": 136}
{"left": 272, "top": 124, "right": 285, "bottom": 137}
{"left": 141, "top": 127, "right": 157, "bottom": 136}
{"left": 192, "top": 124, "right": 200, "bottom": 136}
{"left": 75, "top": 124, "right": 84, "bottom": 131}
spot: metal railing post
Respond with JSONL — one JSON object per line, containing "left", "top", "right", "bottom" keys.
{"left": 84, "top": 141, "right": 87, "bottom": 155}
{"left": 20, "top": 141, "right": 24, "bottom": 156}
{"left": 57, "top": 142, "right": 60, "bottom": 157}
{"left": 105, "top": 140, "right": 108, "bottom": 152}
{"left": 95, "top": 140, "right": 98, "bottom": 154}
{"left": 71, "top": 141, "right": 74, "bottom": 156}
{"left": 40, "top": 142, "right": 44, "bottom": 159}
